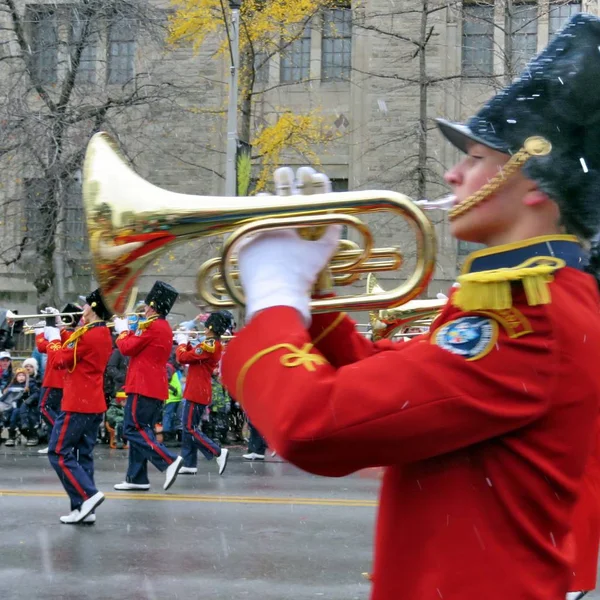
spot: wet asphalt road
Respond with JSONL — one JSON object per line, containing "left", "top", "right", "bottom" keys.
{"left": 0, "top": 446, "right": 378, "bottom": 600}
{"left": 2, "top": 446, "right": 600, "bottom": 600}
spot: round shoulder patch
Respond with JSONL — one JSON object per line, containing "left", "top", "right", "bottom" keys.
{"left": 432, "top": 316, "right": 498, "bottom": 361}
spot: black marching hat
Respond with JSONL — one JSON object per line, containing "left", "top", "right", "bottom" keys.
{"left": 205, "top": 311, "right": 233, "bottom": 337}
{"left": 145, "top": 281, "right": 178, "bottom": 316}
{"left": 437, "top": 13, "right": 600, "bottom": 240}
{"left": 85, "top": 289, "right": 113, "bottom": 321}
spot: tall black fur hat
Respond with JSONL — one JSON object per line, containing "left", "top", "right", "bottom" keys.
{"left": 437, "top": 13, "right": 600, "bottom": 240}
{"left": 145, "top": 281, "right": 178, "bottom": 316}
{"left": 61, "top": 302, "right": 83, "bottom": 327}
{"left": 85, "top": 289, "right": 113, "bottom": 321}
{"left": 205, "top": 311, "right": 232, "bottom": 337}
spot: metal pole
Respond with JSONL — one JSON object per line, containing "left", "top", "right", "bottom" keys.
{"left": 225, "top": 3, "right": 240, "bottom": 197}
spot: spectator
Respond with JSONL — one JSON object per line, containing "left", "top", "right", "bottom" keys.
{"left": 0, "top": 351, "right": 13, "bottom": 393}
{"left": 20, "top": 358, "right": 41, "bottom": 446}
{"left": 162, "top": 361, "right": 183, "bottom": 447}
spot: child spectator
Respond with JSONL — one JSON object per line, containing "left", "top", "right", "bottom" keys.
{"left": 1, "top": 368, "right": 33, "bottom": 446}
{"left": 106, "top": 391, "right": 127, "bottom": 449}
{"left": 19, "top": 358, "right": 41, "bottom": 446}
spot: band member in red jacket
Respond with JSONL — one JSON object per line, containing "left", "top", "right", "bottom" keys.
{"left": 221, "top": 15, "right": 600, "bottom": 600}
{"left": 46, "top": 290, "right": 113, "bottom": 524}
{"left": 113, "top": 281, "right": 183, "bottom": 492}
{"left": 175, "top": 311, "right": 231, "bottom": 476}
{"left": 35, "top": 303, "right": 82, "bottom": 454}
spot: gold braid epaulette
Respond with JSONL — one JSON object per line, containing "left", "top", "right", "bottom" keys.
{"left": 452, "top": 256, "right": 566, "bottom": 311}
{"left": 137, "top": 315, "right": 158, "bottom": 331}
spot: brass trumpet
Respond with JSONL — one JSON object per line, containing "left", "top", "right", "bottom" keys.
{"left": 83, "top": 132, "right": 437, "bottom": 315}
{"left": 366, "top": 273, "right": 446, "bottom": 341}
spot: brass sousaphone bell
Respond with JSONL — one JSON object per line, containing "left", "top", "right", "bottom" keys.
{"left": 366, "top": 273, "right": 446, "bottom": 340}
{"left": 82, "top": 132, "right": 438, "bottom": 315}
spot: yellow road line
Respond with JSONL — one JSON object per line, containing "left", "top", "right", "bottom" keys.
{"left": 0, "top": 489, "right": 376, "bottom": 507}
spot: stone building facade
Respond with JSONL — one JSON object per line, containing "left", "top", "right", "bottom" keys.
{"left": 0, "top": 0, "right": 595, "bottom": 323}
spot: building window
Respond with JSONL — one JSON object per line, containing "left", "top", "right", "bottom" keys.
{"left": 549, "top": 2, "right": 581, "bottom": 38}
{"left": 71, "top": 15, "right": 97, "bottom": 84}
{"left": 331, "top": 178, "right": 349, "bottom": 238}
{"left": 280, "top": 25, "right": 311, "bottom": 83}
{"left": 254, "top": 51, "right": 270, "bottom": 85}
{"left": 65, "top": 181, "right": 87, "bottom": 253}
{"left": 322, "top": 8, "right": 352, "bottom": 81}
{"left": 30, "top": 8, "right": 58, "bottom": 84}
{"left": 24, "top": 179, "right": 53, "bottom": 241}
{"left": 457, "top": 240, "right": 484, "bottom": 256}
{"left": 509, "top": 3, "right": 538, "bottom": 73}
{"left": 462, "top": 4, "right": 494, "bottom": 76}
{"left": 107, "top": 18, "right": 135, "bottom": 84}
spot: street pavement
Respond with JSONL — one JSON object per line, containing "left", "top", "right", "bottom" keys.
{"left": 2, "top": 445, "right": 599, "bottom": 600}
{"left": 0, "top": 445, "right": 378, "bottom": 600}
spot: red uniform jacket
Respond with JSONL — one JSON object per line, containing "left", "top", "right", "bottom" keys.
{"left": 221, "top": 237, "right": 600, "bottom": 600}
{"left": 48, "top": 323, "right": 112, "bottom": 413}
{"left": 117, "top": 317, "right": 172, "bottom": 400}
{"left": 176, "top": 338, "right": 222, "bottom": 405}
{"left": 35, "top": 329, "right": 75, "bottom": 389}
{"left": 567, "top": 422, "right": 600, "bottom": 590}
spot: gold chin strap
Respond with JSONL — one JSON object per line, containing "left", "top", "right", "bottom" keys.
{"left": 449, "top": 136, "right": 552, "bottom": 221}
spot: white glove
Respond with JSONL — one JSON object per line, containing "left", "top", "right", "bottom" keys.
{"left": 44, "top": 326, "right": 61, "bottom": 342}
{"left": 113, "top": 317, "right": 128, "bottom": 334}
{"left": 436, "top": 293, "right": 449, "bottom": 300}
{"left": 237, "top": 167, "right": 340, "bottom": 326}
{"left": 175, "top": 333, "right": 188, "bottom": 346}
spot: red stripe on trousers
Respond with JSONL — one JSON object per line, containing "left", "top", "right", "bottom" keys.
{"left": 56, "top": 413, "right": 89, "bottom": 500}
{"left": 40, "top": 388, "right": 55, "bottom": 426}
{"left": 131, "top": 394, "right": 173, "bottom": 464}
{"left": 187, "top": 402, "right": 218, "bottom": 456}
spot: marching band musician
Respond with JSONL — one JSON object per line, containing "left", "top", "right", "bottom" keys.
{"left": 45, "top": 290, "right": 113, "bottom": 524}
{"left": 35, "top": 303, "right": 83, "bottom": 455}
{"left": 174, "top": 311, "right": 231, "bottom": 476}
{"left": 113, "top": 281, "right": 184, "bottom": 492}
{"left": 221, "top": 14, "right": 600, "bottom": 600}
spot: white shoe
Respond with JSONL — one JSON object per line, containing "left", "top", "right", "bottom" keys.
{"left": 216, "top": 448, "right": 229, "bottom": 475}
{"left": 164, "top": 455, "right": 184, "bottom": 490}
{"left": 114, "top": 481, "right": 150, "bottom": 491}
{"left": 179, "top": 466, "right": 197, "bottom": 475}
{"left": 60, "top": 510, "right": 97, "bottom": 524}
{"left": 38, "top": 447, "right": 49, "bottom": 455}
{"left": 60, "top": 510, "right": 82, "bottom": 524}
{"left": 243, "top": 452, "right": 265, "bottom": 461}
{"left": 77, "top": 491, "right": 104, "bottom": 522}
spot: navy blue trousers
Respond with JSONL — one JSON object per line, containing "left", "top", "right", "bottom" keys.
{"left": 48, "top": 412, "right": 102, "bottom": 511}
{"left": 248, "top": 421, "right": 267, "bottom": 455}
{"left": 181, "top": 400, "right": 221, "bottom": 468}
{"left": 123, "top": 394, "right": 176, "bottom": 485}
{"left": 40, "top": 387, "right": 62, "bottom": 428}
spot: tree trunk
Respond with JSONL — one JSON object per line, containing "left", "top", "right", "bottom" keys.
{"left": 417, "top": 0, "right": 429, "bottom": 200}
{"left": 504, "top": 0, "right": 514, "bottom": 85}
{"left": 238, "top": 45, "right": 254, "bottom": 147}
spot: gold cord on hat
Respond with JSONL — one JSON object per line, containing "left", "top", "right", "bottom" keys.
{"left": 449, "top": 136, "right": 552, "bottom": 220}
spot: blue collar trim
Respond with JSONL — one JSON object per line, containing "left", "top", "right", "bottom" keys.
{"left": 463, "top": 236, "right": 589, "bottom": 274}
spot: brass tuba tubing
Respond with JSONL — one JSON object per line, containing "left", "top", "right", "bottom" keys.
{"left": 83, "top": 132, "right": 437, "bottom": 315}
